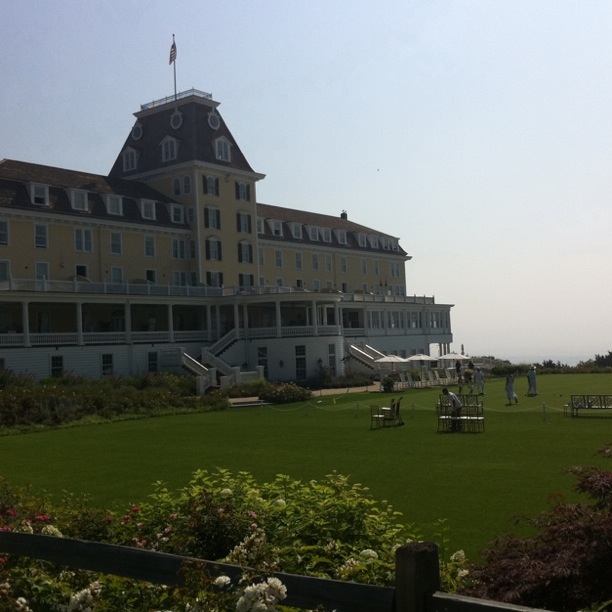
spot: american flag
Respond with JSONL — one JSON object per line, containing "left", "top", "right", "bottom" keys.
{"left": 169, "top": 40, "right": 177, "bottom": 65}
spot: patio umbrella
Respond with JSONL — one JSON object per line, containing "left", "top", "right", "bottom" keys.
{"left": 406, "top": 354, "right": 437, "bottom": 362}
{"left": 438, "top": 352, "right": 470, "bottom": 361}
{"left": 374, "top": 355, "right": 407, "bottom": 371}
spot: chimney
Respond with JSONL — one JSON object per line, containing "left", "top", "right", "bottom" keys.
{"left": 340, "top": 210, "right": 347, "bottom": 220}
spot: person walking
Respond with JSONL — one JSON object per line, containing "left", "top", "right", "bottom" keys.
{"left": 505, "top": 372, "right": 518, "bottom": 405}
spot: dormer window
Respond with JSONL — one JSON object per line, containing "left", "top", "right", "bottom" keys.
{"left": 335, "top": 229, "right": 347, "bottom": 244}
{"left": 122, "top": 147, "right": 138, "bottom": 172}
{"left": 215, "top": 137, "right": 231, "bottom": 162}
{"left": 320, "top": 227, "right": 332, "bottom": 242}
{"left": 29, "top": 183, "right": 49, "bottom": 206}
{"left": 368, "top": 234, "right": 379, "bottom": 248}
{"left": 105, "top": 195, "right": 123, "bottom": 216}
{"left": 357, "top": 233, "right": 367, "bottom": 247}
{"left": 271, "top": 220, "right": 283, "bottom": 237}
{"left": 140, "top": 199, "right": 156, "bottom": 220}
{"left": 161, "top": 136, "right": 178, "bottom": 162}
{"left": 308, "top": 226, "right": 318, "bottom": 241}
{"left": 256, "top": 218, "right": 265, "bottom": 234}
{"left": 291, "top": 223, "right": 302, "bottom": 239}
{"left": 70, "top": 190, "right": 88, "bottom": 211}
{"left": 171, "top": 204, "right": 184, "bottom": 224}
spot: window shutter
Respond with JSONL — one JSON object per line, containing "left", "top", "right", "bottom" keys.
{"left": 248, "top": 244, "right": 253, "bottom": 262}
{"left": 218, "top": 242, "right": 222, "bottom": 261}
{"left": 204, "top": 208, "right": 210, "bottom": 228}
{"left": 235, "top": 182, "right": 240, "bottom": 199}
{"left": 238, "top": 244, "right": 243, "bottom": 263}
{"left": 205, "top": 240, "right": 210, "bottom": 260}
{"left": 236, "top": 213, "right": 241, "bottom": 232}
{"left": 220, "top": 272, "right": 224, "bottom": 286}
{"left": 202, "top": 176, "right": 208, "bottom": 194}
{"left": 215, "top": 178, "right": 219, "bottom": 196}
{"left": 247, "top": 216, "right": 252, "bottom": 233}
{"left": 246, "top": 184, "right": 251, "bottom": 201}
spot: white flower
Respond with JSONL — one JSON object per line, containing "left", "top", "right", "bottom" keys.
{"left": 359, "top": 549, "right": 378, "bottom": 560}
{"left": 41, "top": 524, "right": 64, "bottom": 538}
{"left": 220, "top": 488, "right": 233, "bottom": 497}
{"left": 214, "top": 575, "right": 232, "bottom": 588}
{"left": 272, "top": 498, "right": 286, "bottom": 508}
{"left": 450, "top": 550, "right": 466, "bottom": 563}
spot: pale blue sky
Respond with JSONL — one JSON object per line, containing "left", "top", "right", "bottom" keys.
{"left": 2, "top": 1, "right": 611, "bottom": 364}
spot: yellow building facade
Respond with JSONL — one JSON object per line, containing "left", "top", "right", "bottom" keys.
{"left": 0, "top": 89, "right": 453, "bottom": 382}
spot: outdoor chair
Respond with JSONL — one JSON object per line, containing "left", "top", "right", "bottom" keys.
{"left": 381, "top": 396, "right": 404, "bottom": 427}
{"left": 370, "top": 405, "right": 386, "bottom": 429}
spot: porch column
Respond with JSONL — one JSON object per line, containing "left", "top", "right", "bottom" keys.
{"left": 167, "top": 304, "right": 174, "bottom": 342}
{"left": 311, "top": 299, "right": 319, "bottom": 336}
{"left": 22, "top": 301, "right": 30, "bottom": 347}
{"left": 125, "top": 303, "right": 132, "bottom": 344}
{"left": 215, "top": 306, "right": 221, "bottom": 340}
{"left": 242, "top": 302, "right": 249, "bottom": 337}
{"left": 76, "top": 302, "right": 84, "bottom": 346}
{"left": 234, "top": 302, "right": 240, "bottom": 336}
{"left": 206, "top": 305, "right": 212, "bottom": 341}
{"left": 275, "top": 300, "right": 281, "bottom": 337}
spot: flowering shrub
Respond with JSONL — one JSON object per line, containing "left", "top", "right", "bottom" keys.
{"left": 0, "top": 371, "right": 228, "bottom": 430}
{"left": 0, "top": 469, "right": 450, "bottom": 610}
{"left": 257, "top": 382, "right": 312, "bottom": 404}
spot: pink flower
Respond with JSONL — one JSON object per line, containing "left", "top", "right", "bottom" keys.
{"left": 131, "top": 506, "right": 141, "bottom": 513}
{"left": 34, "top": 515, "right": 51, "bottom": 522}
{"left": 6, "top": 509, "right": 17, "bottom": 517}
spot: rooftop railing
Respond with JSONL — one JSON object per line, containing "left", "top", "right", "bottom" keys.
{"left": 140, "top": 88, "right": 213, "bottom": 110}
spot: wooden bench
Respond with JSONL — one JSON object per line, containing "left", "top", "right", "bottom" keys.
{"left": 437, "top": 394, "right": 484, "bottom": 433}
{"left": 565, "top": 394, "right": 612, "bottom": 417}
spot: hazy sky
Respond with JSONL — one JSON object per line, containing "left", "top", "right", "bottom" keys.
{"left": 2, "top": 1, "right": 611, "bottom": 365}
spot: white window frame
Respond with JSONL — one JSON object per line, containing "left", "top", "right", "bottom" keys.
{"left": 336, "top": 229, "right": 347, "bottom": 245}
{"left": 275, "top": 249, "right": 283, "bottom": 267}
{"left": 291, "top": 223, "right": 302, "bottom": 239}
{"left": 122, "top": 148, "right": 137, "bottom": 172}
{"left": 29, "top": 183, "right": 49, "bottom": 206}
{"left": 35, "top": 261, "right": 49, "bottom": 280}
{"left": 308, "top": 226, "right": 318, "bottom": 241}
{"left": 145, "top": 236, "right": 155, "bottom": 257}
{"left": 105, "top": 195, "right": 123, "bottom": 216}
{"left": 207, "top": 238, "right": 221, "bottom": 261}
{"left": 75, "top": 228, "right": 93, "bottom": 253}
{"left": 295, "top": 251, "right": 302, "bottom": 270}
{"left": 320, "top": 227, "right": 332, "bottom": 242}
{"left": 70, "top": 190, "right": 88, "bottom": 211}
{"left": 0, "top": 220, "right": 9, "bottom": 246}
{"left": 357, "top": 233, "right": 367, "bottom": 247}
{"left": 35, "top": 224, "right": 48, "bottom": 249}
{"left": 172, "top": 239, "right": 186, "bottom": 260}
{"left": 215, "top": 137, "right": 231, "bottom": 162}
{"left": 272, "top": 220, "right": 283, "bottom": 237}
{"left": 110, "top": 267, "right": 124, "bottom": 284}
{"left": 0, "top": 260, "right": 10, "bottom": 282}
{"left": 256, "top": 218, "right": 265, "bottom": 234}
{"left": 162, "top": 137, "right": 178, "bottom": 162}
{"left": 141, "top": 199, "right": 156, "bottom": 220}
{"left": 171, "top": 205, "right": 184, "bottom": 224}
{"left": 110, "top": 232, "right": 122, "bottom": 255}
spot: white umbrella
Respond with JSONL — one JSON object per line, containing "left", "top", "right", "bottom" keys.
{"left": 374, "top": 355, "right": 408, "bottom": 363}
{"left": 406, "top": 354, "right": 437, "bottom": 362}
{"left": 438, "top": 352, "right": 470, "bottom": 361}
{"left": 374, "top": 355, "right": 407, "bottom": 372}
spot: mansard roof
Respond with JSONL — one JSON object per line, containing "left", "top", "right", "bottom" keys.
{"left": 257, "top": 202, "right": 409, "bottom": 258}
{"left": 0, "top": 159, "right": 186, "bottom": 228}
{"left": 108, "top": 90, "right": 257, "bottom": 178}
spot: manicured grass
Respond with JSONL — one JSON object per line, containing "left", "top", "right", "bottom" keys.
{"left": 1, "top": 373, "right": 611, "bottom": 560}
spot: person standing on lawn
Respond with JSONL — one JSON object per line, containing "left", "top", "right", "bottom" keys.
{"left": 474, "top": 368, "right": 485, "bottom": 395}
{"left": 526, "top": 365, "right": 538, "bottom": 396}
{"left": 442, "top": 387, "right": 463, "bottom": 432}
{"left": 505, "top": 371, "right": 518, "bottom": 405}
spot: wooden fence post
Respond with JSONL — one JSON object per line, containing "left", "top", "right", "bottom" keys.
{"left": 394, "top": 542, "right": 440, "bottom": 612}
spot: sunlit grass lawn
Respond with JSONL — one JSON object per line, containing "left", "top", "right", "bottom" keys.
{"left": 0, "top": 373, "right": 611, "bottom": 560}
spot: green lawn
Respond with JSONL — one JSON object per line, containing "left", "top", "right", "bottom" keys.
{"left": 1, "top": 373, "right": 611, "bottom": 561}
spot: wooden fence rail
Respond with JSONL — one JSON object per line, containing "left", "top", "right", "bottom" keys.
{"left": 0, "top": 532, "right": 546, "bottom": 612}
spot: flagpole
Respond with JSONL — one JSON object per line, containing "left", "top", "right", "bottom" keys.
{"left": 172, "top": 34, "right": 177, "bottom": 102}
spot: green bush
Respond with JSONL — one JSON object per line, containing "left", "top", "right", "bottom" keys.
{"left": 0, "top": 470, "right": 429, "bottom": 609}
{"left": 257, "top": 381, "right": 312, "bottom": 403}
